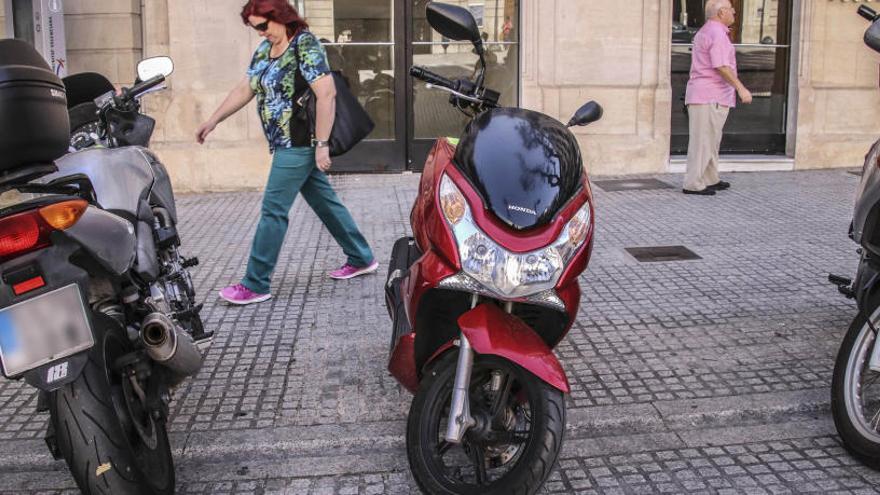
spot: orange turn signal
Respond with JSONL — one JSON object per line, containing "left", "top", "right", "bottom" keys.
{"left": 39, "top": 200, "right": 88, "bottom": 231}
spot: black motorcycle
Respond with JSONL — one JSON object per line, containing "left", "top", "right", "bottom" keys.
{"left": 829, "top": 5, "right": 880, "bottom": 466}
{"left": 0, "top": 40, "right": 208, "bottom": 493}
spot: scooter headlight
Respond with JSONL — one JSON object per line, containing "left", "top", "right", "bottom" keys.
{"left": 439, "top": 174, "right": 592, "bottom": 299}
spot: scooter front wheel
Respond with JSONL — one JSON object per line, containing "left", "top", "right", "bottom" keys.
{"left": 406, "top": 352, "right": 565, "bottom": 495}
{"left": 832, "top": 310, "right": 880, "bottom": 465}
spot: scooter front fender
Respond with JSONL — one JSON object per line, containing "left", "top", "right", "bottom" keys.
{"left": 457, "top": 303, "right": 570, "bottom": 393}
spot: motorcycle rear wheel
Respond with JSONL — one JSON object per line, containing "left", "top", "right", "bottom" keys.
{"left": 406, "top": 352, "right": 565, "bottom": 495}
{"left": 832, "top": 310, "right": 880, "bottom": 465}
{"left": 49, "top": 317, "right": 175, "bottom": 494}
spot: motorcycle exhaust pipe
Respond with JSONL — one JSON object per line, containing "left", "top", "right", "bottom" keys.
{"left": 141, "top": 313, "right": 203, "bottom": 379}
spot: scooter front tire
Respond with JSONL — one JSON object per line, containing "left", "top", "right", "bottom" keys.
{"left": 406, "top": 351, "right": 565, "bottom": 495}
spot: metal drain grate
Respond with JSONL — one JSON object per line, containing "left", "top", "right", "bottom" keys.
{"left": 593, "top": 179, "right": 676, "bottom": 192}
{"left": 625, "top": 245, "right": 701, "bottom": 263}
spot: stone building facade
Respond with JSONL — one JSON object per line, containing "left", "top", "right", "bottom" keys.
{"left": 2, "top": 0, "right": 879, "bottom": 192}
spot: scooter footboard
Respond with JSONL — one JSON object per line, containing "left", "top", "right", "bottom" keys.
{"left": 457, "top": 303, "right": 570, "bottom": 393}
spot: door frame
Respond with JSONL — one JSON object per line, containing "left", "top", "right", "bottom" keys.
{"left": 331, "top": 0, "right": 522, "bottom": 172}
{"left": 785, "top": 0, "right": 803, "bottom": 158}
{"left": 404, "top": 2, "right": 522, "bottom": 172}
{"left": 668, "top": 0, "right": 796, "bottom": 156}
{"left": 328, "top": 0, "right": 408, "bottom": 173}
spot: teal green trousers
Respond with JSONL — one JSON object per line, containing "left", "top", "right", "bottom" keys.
{"left": 242, "top": 147, "right": 374, "bottom": 294}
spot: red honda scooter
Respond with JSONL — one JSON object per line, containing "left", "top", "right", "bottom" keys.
{"left": 384, "top": 4, "right": 601, "bottom": 494}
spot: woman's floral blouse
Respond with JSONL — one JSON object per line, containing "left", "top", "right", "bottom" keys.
{"left": 247, "top": 31, "right": 331, "bottom": 152}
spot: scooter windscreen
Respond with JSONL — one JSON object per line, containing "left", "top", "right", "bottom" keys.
{"left": 454, "top": 108, "right": 583, "bottom": 230}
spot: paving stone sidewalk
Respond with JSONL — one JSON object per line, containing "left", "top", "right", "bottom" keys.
{"left": 0, "top": 169, "right": 875, "bottom": 494}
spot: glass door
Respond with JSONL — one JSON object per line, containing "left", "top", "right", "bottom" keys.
{"left": 407, "top": 0, "right": 520, "bottom": 170}
{"left": 300, "top": 0, "right": 405, "bottom": 171}
{"left": 671, "top": 0, "right": 793, "bottom": 155}
{"left": 298, "top": 0, "right": 521, "bottom": 172}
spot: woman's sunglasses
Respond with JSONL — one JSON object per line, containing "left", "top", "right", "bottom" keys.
{"left": 251, "top": 20, "right": 270, "bottom": 32}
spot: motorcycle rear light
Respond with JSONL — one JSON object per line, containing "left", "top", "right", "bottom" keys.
{"left": 0, "top": 200, "right": 87, "bottom": 262}
{"left": 12, "top": 276, "right": 45, "bottom": 296}
{"left": 0, "top": 213, "right": 50, "bottom": 262}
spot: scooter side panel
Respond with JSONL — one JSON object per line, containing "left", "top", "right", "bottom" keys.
{"left": 388, "top": 333, "right": 419, "bottom": 394}
{"left": 404, "top": 250, "right": 458, "bottom": 331}
{"left": 854, "top": 139, "right": 880, "bottom": 248}
{"left": 411, "top": 139, "right": 456, "bottom": 254}
{"left": 553, "top": 281, "right": 582, "bottom": 345}
{"left": 458, "top": 303, "right": 570, "bottom": 393}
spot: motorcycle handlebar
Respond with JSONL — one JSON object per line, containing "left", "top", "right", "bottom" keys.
{"left": 859, "top": 5, "right": 878, "bottom": 21}
{"left": 124, "top": 75, "right": 166, "bottom": 102}
{"left": 410, "top": 66, "right": 456, "bottom": 90}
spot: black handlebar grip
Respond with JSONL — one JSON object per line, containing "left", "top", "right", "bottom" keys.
{"left": 859, "top": 5, "right": 878, "bottom": 21}
{"left": 126, "top": 75, "right": 166, "bottom": 101}
{"left": 410, "top": 66, "right": 455, "bottom": 89}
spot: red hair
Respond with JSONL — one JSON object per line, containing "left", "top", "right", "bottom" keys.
{"left": 240, "top": 0, "right": 309, "bottom": 38}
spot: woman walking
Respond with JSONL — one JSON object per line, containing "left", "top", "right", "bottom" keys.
{"left": 197, "top": 0, "right": 377, "bottom": 305}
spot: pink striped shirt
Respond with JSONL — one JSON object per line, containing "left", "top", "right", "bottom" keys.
{"left": 685, "top": 20, "right": 738, "bottom": 108}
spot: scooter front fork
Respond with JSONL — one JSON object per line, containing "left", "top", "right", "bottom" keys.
{"left": 446, "top": 294, "right": 481, "bottom": 444}
{"left": 445, "top": 332, "right": 476, "bottom": 444}
{"left": 445, "top": 298, "right": 515, "bottom": 444}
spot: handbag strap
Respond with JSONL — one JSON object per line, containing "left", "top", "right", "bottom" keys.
{"left": 289, "top": 32, "right": 313, "bottom": 99}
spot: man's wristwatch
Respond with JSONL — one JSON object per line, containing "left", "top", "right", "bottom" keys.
{"left": 312, "top": 139, "right": 330, "bottom": 149}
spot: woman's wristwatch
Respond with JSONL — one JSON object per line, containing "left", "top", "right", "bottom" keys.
{"left": 312, "top": 138, "right": 330, "bottom": 149}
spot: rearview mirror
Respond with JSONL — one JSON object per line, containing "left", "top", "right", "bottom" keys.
{"left": 426, "top": 2, "right": 481, "bottom": 45}
{"left": 567, "top": 101, "right": 603, "bottom": 127}
{"left": 867, "top": 22, "right": 880, "bottom": 53}
{"left": 137, "top": 56, "right": 174, "bottom": 81}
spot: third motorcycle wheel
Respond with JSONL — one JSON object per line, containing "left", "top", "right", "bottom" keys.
{"left": 832, "top": 309, "right": 880, "bottom": 465}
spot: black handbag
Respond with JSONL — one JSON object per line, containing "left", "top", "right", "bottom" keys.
{"left": 292, "top": 39, "right": 374, "bottom": 157}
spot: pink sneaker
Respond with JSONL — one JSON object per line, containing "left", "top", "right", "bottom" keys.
{"left": 219, "top": 284, "right": 272, "bottom": 305}
{"left": 329, "top": 260, "right": 379, "bottom": 280}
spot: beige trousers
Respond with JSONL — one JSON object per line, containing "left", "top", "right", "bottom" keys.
{"left": 684, "top": 103, "right": 730, "bottom": 192}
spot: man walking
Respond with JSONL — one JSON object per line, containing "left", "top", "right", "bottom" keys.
{"left": 683, "top": 0, "right": 752, "bottom": 196}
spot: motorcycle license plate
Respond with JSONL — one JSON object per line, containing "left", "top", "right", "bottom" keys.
{"left": 0, "top": 284, "right": 94, "bottom": 377}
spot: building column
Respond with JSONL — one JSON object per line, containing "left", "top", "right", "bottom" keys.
{"left": 792, "top": 1, "right": 880, "bottom": 170}
{"left": 144, "top": 1, "right": 271, "bottom": 193}
{"left": 64, "top": 0, "right": 142, "bottom": 86}
{"left": 521, "top": 0, "right": 673, "bottom": 176}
